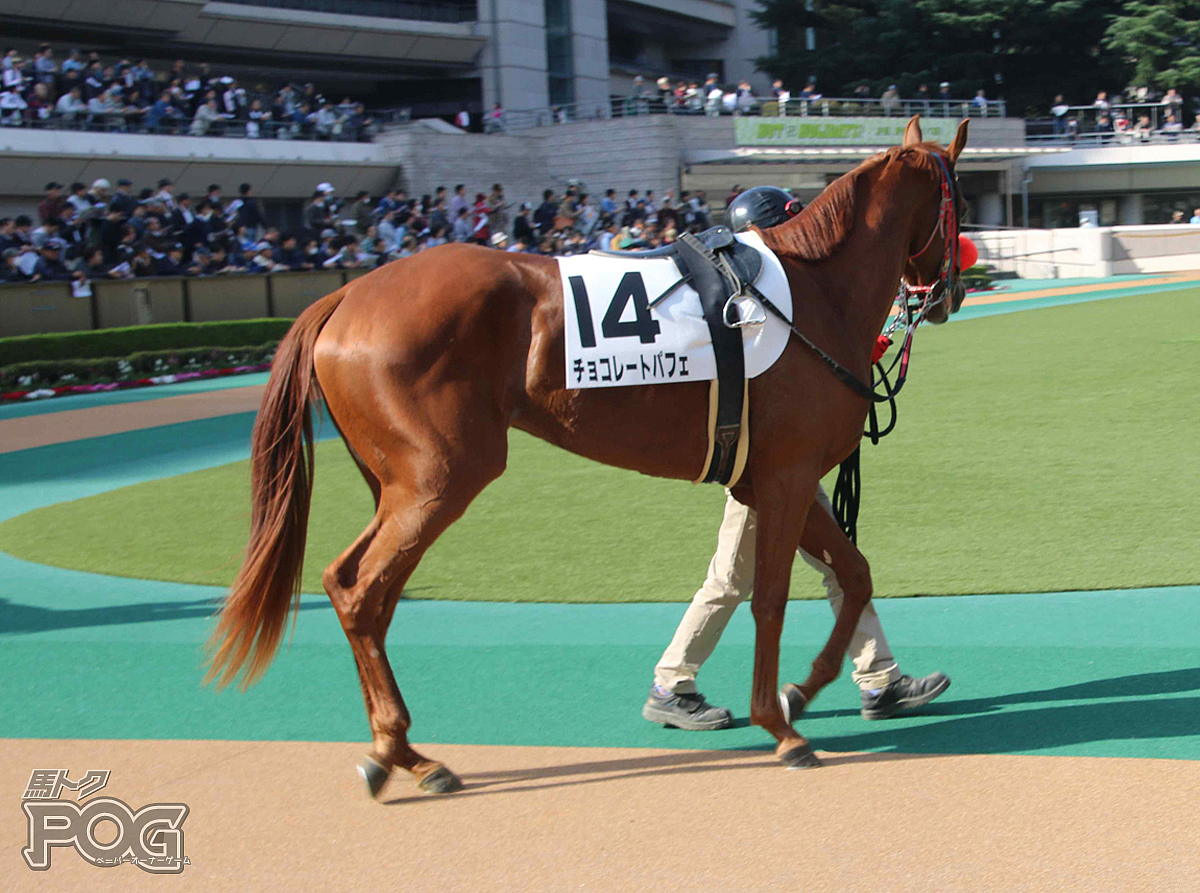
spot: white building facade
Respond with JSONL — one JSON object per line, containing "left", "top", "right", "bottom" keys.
{"left": 479, "top": 0, "right": 775, "bottom": 115}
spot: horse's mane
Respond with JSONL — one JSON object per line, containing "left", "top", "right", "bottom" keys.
{"left": 762, "top": 145, "right": 935, "bottom": 262}
{"left": 764, "top": 170, "right": 861, "bottom": 262}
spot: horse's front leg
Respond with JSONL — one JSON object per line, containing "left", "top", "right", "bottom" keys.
{"left": 783, "top": 492, "right": 874, "bottom": 710}
{"left": 748, "top": 471, "right": 822, "bottom": 769}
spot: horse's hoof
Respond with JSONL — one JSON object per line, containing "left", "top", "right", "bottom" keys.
{"left": 418, "top": 765, "right": 463, "bottom": 795}
{"left": 357, "top": 755, "right": 391, "bottom": 798}
{"left": 779, "top": 684, "right": 808, "bottom": 724}
{"left": 779, "top": 742, "right": 822, "bottom": 770}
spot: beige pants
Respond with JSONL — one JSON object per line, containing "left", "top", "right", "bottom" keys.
{"left": 654, "top": 488, "right": 900, "bottom": 694}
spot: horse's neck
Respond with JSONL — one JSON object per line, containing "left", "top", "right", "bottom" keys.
{"left": 818, "top": 231, "right": 909, "bottom": 346}
{"left": 787, "top": 173, "right": 923, "bottom": 350}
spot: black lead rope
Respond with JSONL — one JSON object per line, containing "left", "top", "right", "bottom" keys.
{"left": 831, "top": 447, "right": 862, "bottom": 544}
{"left": 748, "top": 281, "right": 917, "bottom": 542}
{"left": 831, "top": 357, "right": 901, "bottom": 543}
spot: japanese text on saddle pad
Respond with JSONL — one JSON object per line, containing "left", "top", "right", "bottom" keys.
{"left": 572, "top": 350, "right": 691, "bottom": 386}
{"left": 557, "top": 232, "right": 794, "bottom": 390}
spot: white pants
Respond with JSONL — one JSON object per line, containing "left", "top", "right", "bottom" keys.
{"left": 654, "top": 488, "right": 901, "bottom": 693}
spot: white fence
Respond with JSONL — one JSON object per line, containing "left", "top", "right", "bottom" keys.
{"left": 970, "top": 224, "right": 1200, "bottom": 278}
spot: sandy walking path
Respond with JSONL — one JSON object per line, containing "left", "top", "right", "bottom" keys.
{"left": 7, "top": 738, "right": 1198, "bottom": 893}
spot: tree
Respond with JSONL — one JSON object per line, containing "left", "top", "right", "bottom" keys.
{"left": 1105, "top": 0, "right": 1200, "bottom": 92}
{"left": 751, "top": 1, "right": 942, "bottom": 99}
{"left": 915, "top": 0, "right": 1126, "bottom": 112}
{"left": 752, "top": 0, "right": 1127, "bottom": 115}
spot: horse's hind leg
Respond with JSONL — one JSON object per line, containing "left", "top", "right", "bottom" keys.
{"left": 323, "top": 449, "right": 505, "bottom": 799}
{"left": 321, "top": 429, "right": 387, "bottom": 748}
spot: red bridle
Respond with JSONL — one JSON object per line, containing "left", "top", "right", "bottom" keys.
{"left": 876, "top": 151, "right": 962, "bottom": 389}
{"left": 902, "top": 150, "right": 960, "bottom": 318}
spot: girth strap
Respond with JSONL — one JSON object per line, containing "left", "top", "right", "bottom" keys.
{"left": 673, "top": 232, "right": 745, "bottom": 485}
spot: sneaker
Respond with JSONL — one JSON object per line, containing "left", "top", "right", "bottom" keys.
{"left": 778, "top": 683, "right": 807, "bottom": 725}
{"left": 642, "top": 686, "right": 734, "bottom": 731}
{"left": 861, "top": 672, "right": 951, "bottom": 721}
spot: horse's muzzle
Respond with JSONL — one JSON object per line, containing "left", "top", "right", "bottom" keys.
{"left": 950, "top": 279, "right": 966, "bottom": 314}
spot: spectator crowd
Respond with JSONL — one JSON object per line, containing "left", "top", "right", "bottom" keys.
{"left": 0, "top": 44, "right": 377, "bottom": 140}
{"left": 1048, "top": 85, "right": 1197, "bottom": 142}
{"left": 616, "top": 73, "right": 991, "bottom": 119}
{"left": 3, "top": 41, "right": 1191, "bottom": 145}
{"left": 0, "top": 175, "right": 728, "bottom": 286}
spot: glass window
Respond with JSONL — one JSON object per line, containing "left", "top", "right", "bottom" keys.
{"left": 1038, "top": 192, "right": 1200, "bottom": 226}
{"left": 545, "top": 0, "right": 574, "bottom": 108}
{"left": 220, "top": 0, "right": 475, "bottom": 23}
{"left": 1143, "top": 192, "right": 1200, "bottom": 224}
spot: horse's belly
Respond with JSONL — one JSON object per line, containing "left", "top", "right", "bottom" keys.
{"left": 514, "top": 372, "right": 712, "bottom": 482}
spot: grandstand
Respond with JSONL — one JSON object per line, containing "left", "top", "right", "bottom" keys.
{"left": 3, "top": 0, "right": 1200, "bottom": 339}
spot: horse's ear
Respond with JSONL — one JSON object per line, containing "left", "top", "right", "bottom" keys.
{"left": 902, "top": 115, "right": 923, "bottom": 147}
{"left": 948, "top": 119, "right": 969, "bottom": 163}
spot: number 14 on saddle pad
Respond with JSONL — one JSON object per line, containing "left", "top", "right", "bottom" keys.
{"left": 559, "top": 230, "right": 794, "bottom": 389}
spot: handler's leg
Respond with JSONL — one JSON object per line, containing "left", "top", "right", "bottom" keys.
{"left": 782, "top": 486, "right": 949, "bottom": 721}
{"left": 644, "top": 493, "right": 754, "bottom": 730}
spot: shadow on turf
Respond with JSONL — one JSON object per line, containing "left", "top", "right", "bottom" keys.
{"left": 381, "top": 669, "right": 1200, "bottom": 805}
{"left": 0, "top": 586, "right": 446, "bottom": 633}
{"left": 0, "top": 596, "right": 333, "bottom": 633}
{"left": 802, "top": 694, "right": 1200, "bottom": 758}
{"left": 795, "top": 667, "right": 1200, "bottom": 722}
{"left": 732, "top": 667, "right": 1200, "bottom": 757}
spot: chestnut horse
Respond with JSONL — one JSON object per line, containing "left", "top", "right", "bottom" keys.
{"left": 208, "top": 116, "right": 969, "bottom": 798}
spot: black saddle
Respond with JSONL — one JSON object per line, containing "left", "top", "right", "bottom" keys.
{"left": 591, "top": 225, "right": 763, "bottom": 287}
{"left": 591, "top": 225, "right": 764, "bottom": 486}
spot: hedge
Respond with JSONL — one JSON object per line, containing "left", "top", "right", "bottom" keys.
{"left": 0, "top": 342, "right": 279, "bottom": 390}
{"left": 0, "top": 319, "right": 295, "bottom": 366}
{"left": 962, "top": 263, "right": 994, "bottom": 290}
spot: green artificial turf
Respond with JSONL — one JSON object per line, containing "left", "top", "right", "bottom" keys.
{"left": 2, "top": 288, "right": 1198, "bottom": 601}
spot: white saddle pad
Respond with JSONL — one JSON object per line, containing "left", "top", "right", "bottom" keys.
{"left": 558, "top": 230, "right": 792, "bottom": 389}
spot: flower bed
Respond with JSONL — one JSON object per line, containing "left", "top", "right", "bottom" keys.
{"left": 0, "top": 319, "right": 293, "bottom": 366}
{"left": 2, "top": 365, "right": 272, "bottom": 403}
{"left": 1, "top": 342, "right": 277, "bottom": 404}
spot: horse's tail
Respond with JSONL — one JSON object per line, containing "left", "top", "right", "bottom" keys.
{"left": 205, "top": 286, "right": 348, "bottom": 689}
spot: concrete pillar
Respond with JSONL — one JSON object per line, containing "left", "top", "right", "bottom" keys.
{"left": 721, "top": 0, "right": 774, "bottom": 92}
{"left": 978, "top": 192, "right": 1004, "bottom": 227}
{"left": 1118, "top": 193, "right": 1144, "bottom": 225}
{"left": 1075, "top": 226, "right": 1112, "bottom": 277}
{"left": 570, "top": 0, "right": 610, "bottom": 116}
{"left": 478, "top": 0, "right": 550, "bottom": 113}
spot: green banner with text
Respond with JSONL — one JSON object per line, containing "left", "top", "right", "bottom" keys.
{"left": 736, "top": 117, "right": 957, "bottom": 146}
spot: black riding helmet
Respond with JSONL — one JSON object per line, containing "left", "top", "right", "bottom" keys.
{"left": 724, "top": 185, "right": 803, "bottom": 232}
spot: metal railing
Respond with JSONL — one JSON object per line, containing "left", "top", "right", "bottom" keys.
{"left": 0, "top": 109, "right": 386, "bottom": 142}
{"left": 493, "top": 94, "right": 1007, "bottom": 132}
{"left": 1026, "top": 129, "right": 1200, "bottom": 148}
{"left": 1026, "top": 102, "right": 1188, "bottom": 138}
